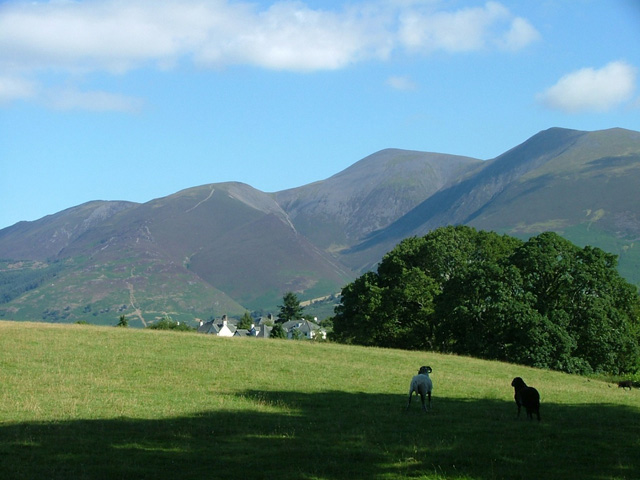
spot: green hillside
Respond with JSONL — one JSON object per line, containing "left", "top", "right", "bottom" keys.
{"left": 1, "top": 321, "right": 639, "bottom": 479}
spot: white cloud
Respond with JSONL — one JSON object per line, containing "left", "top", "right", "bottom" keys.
{"left": 44, "top": 88, "right": 143, "bottom": 113}
{"left": 0, "top": 75, "right": 36, "bottom": 102}
{"left": 387, "top": 75, "right": 417, "bottom": 91}
{"left": 194, "top": 2, "right": 394, "bottom": 71}
{"left": 538, "top": 61, "right": 637, "bottom": 113}
{"left": 0, "top": 75, "right": 141, "bottom": 112}
{"left": 0, "top": 1, "right": 224, "bottom": 73}
{"left": 500, "top": 16, "right": 541, "bottom": 51}
{"left": 0, "top": 0, "right": 537, "bottom": 73}
{"left": 0, "top": 0, "right": 539, "bottom": 110}
{"left": 398, "top": 1, "right": 539, "bottom": 53}
{"left": 0, "top": 0, "right": 394, "bottom": 74}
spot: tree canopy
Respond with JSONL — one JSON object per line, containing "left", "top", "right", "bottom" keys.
{"left": 331, "top": 226, "right": 640, "bottom": 375}
{"left": 237, "top": 312, "right": 254, "bottom": 330}
{"left": 277, "top": 292, "right": 305, "bottom": 323}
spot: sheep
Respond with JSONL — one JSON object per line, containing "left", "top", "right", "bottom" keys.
{"left": 407, "top": 366, "right": 433, "bottom": 412}
{"left": 511, "top": 377, "right": 540, "bottom": 421}
{"left": 618, "top": 380, "right": 633, "bottom": 391}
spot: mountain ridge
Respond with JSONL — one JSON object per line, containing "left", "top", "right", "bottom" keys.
{"left": 1, "top": 127, "right": 639, "bottom": 324}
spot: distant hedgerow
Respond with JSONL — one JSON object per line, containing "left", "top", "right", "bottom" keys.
{"left": 147, "top": 316, "right": 195, "bottom": 332}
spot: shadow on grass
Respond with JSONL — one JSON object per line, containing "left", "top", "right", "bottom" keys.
{"left": 1, "top": 390, "right": 639, "bottom": 479}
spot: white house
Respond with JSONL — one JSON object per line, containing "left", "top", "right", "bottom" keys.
{"left": 197, "top": 315, "right": 237, "bottom": 337}
{"left": 197, "top": 315, "right": 325, "bottom": 340}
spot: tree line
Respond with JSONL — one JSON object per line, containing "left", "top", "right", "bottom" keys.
{"left": 331, "top": 226, "right": 640, "bottom": 375}
{"left": 0, "top": 261, "right": 64, "bottom": 305}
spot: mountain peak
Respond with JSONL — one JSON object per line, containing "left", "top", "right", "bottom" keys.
{"left": 1, "top": 127, "right": 639, "bottom": 324}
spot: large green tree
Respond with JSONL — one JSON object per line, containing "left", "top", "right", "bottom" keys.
{"left": 333, "top": 226, "right": 520, "bottom": 350}
{"left": 434, "top": 259, "right": 575, "bottom": 370}
{"left": 277, "top": 292, "right": 305, "bottom": 323}
{"left": 332, "top": 272, "right": 384, "bottom": 346}
{"left": 509, "top": 234, "right": 640, "bottom": 373}
{"left": 332, "top": 227, "right": 640, "bottom": 374}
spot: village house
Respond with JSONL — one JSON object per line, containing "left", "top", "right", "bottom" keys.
{"left": 197, "top": 315, "right": 236, "bottom": 337}
{"left": 197, "top": 314, "right": 325, "bottom": 340}
{"left": 280, "top": 319, "right": 327, "bottom": 340}
{"left": 248, "top": 323, "right": 273, "bottom": 338}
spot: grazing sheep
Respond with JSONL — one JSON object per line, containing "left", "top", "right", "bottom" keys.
{"left": 511, "top": 377, "right": 540, "bottom": 421}
{"left": 618, "top": 380, "right": 633, "bottom": 391}
{"left": 407, "top": 366, "right": 433, "bottom": 412}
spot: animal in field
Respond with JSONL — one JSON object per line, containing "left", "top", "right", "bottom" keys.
{"left": 618, "top": 380, "right": 633, "bottom": 391}
{"left": 407, "top": 366, "right": 433, "bottom": 412}
{"left": 511, "top": 377, "right": 540, "bottom": 421}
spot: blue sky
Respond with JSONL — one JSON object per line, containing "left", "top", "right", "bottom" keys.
{"left": 1, "top": 0, "right": 639, "bottom": 230}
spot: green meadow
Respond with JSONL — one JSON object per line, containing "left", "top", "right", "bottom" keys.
{"left": 1, "top": 321, "right": 639, "bottom": 479}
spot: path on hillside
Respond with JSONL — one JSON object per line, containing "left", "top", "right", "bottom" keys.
{"left": 186, "top": 186, "right": 215, "bottom": 213}
{"left": 126, "top": 268, "right": 147, "bottom": 327}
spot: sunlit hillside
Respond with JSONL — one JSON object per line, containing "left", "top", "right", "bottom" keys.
{"left": 1, "top": 321, "right": 638, "bottom": 479}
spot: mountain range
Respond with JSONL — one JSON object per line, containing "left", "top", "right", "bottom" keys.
{"left": 1, "top": 127, "right": 639, "bottom": 326}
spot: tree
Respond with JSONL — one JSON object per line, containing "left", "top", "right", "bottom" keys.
{"left": 237, "top": 312, "right": 254, "bottom": 330}
{"left": 434, "top": 262, "right": 571, "bottom": 369}
{"left": 277, "top": 292, "right": 304, "bottom": 323}
{"left": 331, "top": 227, "right": 640, "bottom": 375}
{"left": 331, "top": 272, "right": 383, "bottom": 345}
{"left": 376, "top": 266, "right": 438, "bottom": 350}
{"left": 510, "top": 233, "right": 640, "bottom": 374}
{"left": 147, "top": 316, "right": 194, "bottom": 332}
{"left": 270, "top": 323, "right": 286, "bottom": 339}
{"left": 116, "top": 315, "right": 128, "bottom": 328}
{"left": 334, "top": 226, "right": 521, "bottom": 351}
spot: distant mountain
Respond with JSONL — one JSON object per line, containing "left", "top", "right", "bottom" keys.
{"left": 343, "top": 128, "right": 640, "bottom": 278}
{"left": 274, "top": 149, "right": 481, "bottom": 268}
{"left": 1, "top": 127, "right": 639, "bottom": 325}
{"left": 0, "top": 200, "right": 137, "bottom": 260}
{"left": 0, "top": 182, "right": 354, "bottom": 325}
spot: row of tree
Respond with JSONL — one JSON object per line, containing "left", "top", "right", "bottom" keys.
{"left": 0, "top": 261, "right": 64, "bottom": 305}
{"left": 331, "top": 226, "right": 640, "bottom": 375}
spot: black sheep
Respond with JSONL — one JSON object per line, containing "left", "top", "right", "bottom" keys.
{"left": 618, "top": 380, "right": 633, "bottom": 391}
{"left": 511, "top": 377, "right": 541, "bottom": 421}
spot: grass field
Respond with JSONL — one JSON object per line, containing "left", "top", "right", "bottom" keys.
{"left": 1, "top": 321, "right": 639, "bottom": 479}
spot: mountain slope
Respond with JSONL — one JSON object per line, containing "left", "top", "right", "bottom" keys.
{"left": 0, "top": 182, "right": 354, "bottom": 323}
{"left": 343, "top": 127, "right": 640, "bottom": 273}
{"left": 469, "top": 128, "right": 640, "bottom": 235}
{"left": 275, "top": 149, "right": 481, "bottom": 257}
{"left": 1, "top": 127, "right": 639, "bottom": 325}
{"left": 0, "top": 200, "right": 138, "bottom": 260}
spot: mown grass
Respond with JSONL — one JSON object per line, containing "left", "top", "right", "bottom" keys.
{"left": 1, "top": 321, "right": 639, "bottom": 479}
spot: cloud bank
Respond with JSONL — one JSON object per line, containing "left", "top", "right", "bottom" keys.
{"left": 0, "top": 0, "right": 539, "bottom": 110}
{"left": 398, "top": 1, "right": 539, "bottom": 53}
{"left": 538, "top": 61, "right": 637, "bottom": 113}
